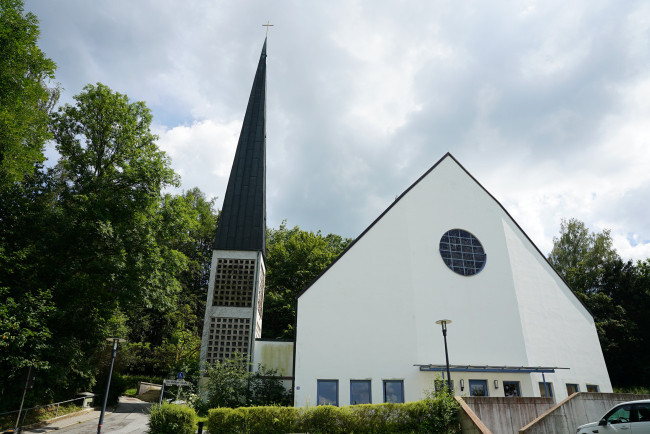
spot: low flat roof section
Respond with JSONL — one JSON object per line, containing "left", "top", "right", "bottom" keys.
{"left": 416, "top": 364, "right": 570, "bottom": 374}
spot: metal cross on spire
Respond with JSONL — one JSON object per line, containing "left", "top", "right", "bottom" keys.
{"left": 263, "top": 21, "right": 274, "bottom": 37}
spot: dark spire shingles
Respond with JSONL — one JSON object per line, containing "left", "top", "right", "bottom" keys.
{"left": 213, "top": 39, "right": 267, "bottom": 255}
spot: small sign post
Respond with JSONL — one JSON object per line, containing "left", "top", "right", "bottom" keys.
{"left": 163, "top": 379, "right": 191, "bottom": 386}
{"left": 159, "top": 379, "right": 192, "bottom": 405}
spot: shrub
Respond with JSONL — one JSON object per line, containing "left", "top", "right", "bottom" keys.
{"left": 207, "top": 406, "right": 301, "bottom": 434}
{"left": 206, "top": 396, "right": 460, "bottom": 434}
{"left": 243, "top": 406, "right": 301, "bottom": 434}
{"left": 205, "top": 353, "right": 291, "bottom": 408}
{"left": 149, "top": 403, "right": 197, "bottom": 434}
{"left": 301, "top": 405, "right": 357, "bottom": 434}
{"left": 347, "top": 403, "right": 406, "bottom": 433}
{"left": 421, "top": 386, "right": 461, "bottom": 432}
{"left": 92, "top": 373, "right": 128, "bottom": 406}
{"left": 207, "top": 407, "right": 246, "bottom": 434}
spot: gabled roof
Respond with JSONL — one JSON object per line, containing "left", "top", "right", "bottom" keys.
{"left": 213, "top": 38, "right": 267, "bottom": 255}
{"left": 296, "top": 152, "right": 592, "bottom": 316}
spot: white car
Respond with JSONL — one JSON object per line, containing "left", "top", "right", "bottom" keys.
{"left": 577, "top": 400, "right": 650, "bottom": 433}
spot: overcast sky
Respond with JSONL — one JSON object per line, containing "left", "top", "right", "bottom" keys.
{"left": 27, "top": 0, "right": 650, "bottom": 260}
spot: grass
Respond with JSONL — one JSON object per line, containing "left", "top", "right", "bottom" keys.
{"left": 0, "top": 404, "right": 84, "bottom": 431}
{"left": 125, "top": 388, "right": 138, "bottom": 397}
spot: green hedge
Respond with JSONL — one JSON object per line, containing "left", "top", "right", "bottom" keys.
{"left": 206, "top": 398, "right": 460, "bottom": 434}
{"left": 149, "top": 403, "right": 197, "bottom": 434}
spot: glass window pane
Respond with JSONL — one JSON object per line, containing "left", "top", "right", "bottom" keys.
{"left": 469, "top": 380, "right": 488, "bottom": 397}
{"left": 383, "top": 380, "right": 404, "bottom": 403}
{"left": 586, "top": 384, "right": 599, "bottom": 393}
{"left": 538, "top": 382, "right": 554, "bottom": 398}
{"left": 503, "top": 381, "right": 520, "bottom": 397}
{"left": 439, "top": 229, "right": 487, "bottom": 276}
{"left": 566, "top": 384, "right": 579, "bottom": 395}
{"left": 606, "top": 405, "right": 631, "bottom": 424}
{"left": 317, "top": 380, "right": 338, "bottom": 406}
{"left": 636, "top": 403, "right": 650, "bottom": 422}
{"left": 350, "top": 380, "right": 371, "bottom": 405}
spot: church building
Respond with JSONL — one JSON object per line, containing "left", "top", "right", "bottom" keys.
{"left": 200, "top": 38, "right": 612, "bottom": 407}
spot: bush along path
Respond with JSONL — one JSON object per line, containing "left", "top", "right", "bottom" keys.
{"left": 149, "top": 389, "right": 461, "bottom": 434}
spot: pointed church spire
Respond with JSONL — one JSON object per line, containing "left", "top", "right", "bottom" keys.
{"left": 214, "top": 38, "right": 267, "bottom": 255}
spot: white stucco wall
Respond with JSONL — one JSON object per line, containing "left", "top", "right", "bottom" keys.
{"left": 253, "top": 340, "right": 294, "bottom": 377}
{"left": 293, "top": 155, "right": 611, "bottom": 407}
{"left": 503, "top": 220, "right": 612, "bottom": 397}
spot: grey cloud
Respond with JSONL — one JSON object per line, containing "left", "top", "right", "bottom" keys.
{"left": 25, "top": 0, "right": 650, "bottom": 258}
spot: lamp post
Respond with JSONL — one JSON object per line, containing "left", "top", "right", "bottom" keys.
{"left": 435, "top": 319, "right": 453, "bottom": 392}
{"left": 97, "top": 338, "right": 125, "bottom": 434}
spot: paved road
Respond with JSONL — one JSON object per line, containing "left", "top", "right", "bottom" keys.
{"left": 22, "top": 397, "right": 151, "bottom": 434}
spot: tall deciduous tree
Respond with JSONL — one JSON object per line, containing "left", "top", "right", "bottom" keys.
{"left": 548, "top": 218, "right": 618, "bottom": 294}
{"left": 41, "top": 83, "right": 182, "bottom": 397}
{"left": 548, "top": 218, "right": 650, "bottom": 388}
{"left": 0, "top": 0, "right": 58, "bottom": 188}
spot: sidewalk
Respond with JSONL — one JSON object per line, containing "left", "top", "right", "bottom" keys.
{"left": 21, "top": 397, "right": 151, "bottom": 433}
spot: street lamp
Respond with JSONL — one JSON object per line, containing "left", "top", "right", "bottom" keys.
{"left": 435, "top": 319, "right": 453, "bottom": 392}
{"left": 97, "top": 337, "right": 126, "bottom": 434}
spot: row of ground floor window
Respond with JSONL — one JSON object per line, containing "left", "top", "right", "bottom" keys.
{"left": 316, "top": 378, "right": 602, "bottom": 405}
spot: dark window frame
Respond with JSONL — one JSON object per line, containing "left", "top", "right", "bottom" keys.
{"left": 586, "top": 384, "right": 599, "bottom": 393}
{"left": 434, "top": 379, "right": 454, "bottom": 392}
{"left": 317, "top": 379, "right": 339, "bottom": 406}
{"left": 439, "top": 229, "right": 487, "bottom": 276}
{"left": 469, "top": 379, "right": 489, "bottom": 396}
{"left": 566, "top": 383, "right": 579, "bottom": 395}
{"left": 383, "top": 380, "right": 405, "bottom": 403}
{"left": 538, "top": 381, "right": 554, "bottom": 398}
{"left": 350, "top": 380, "right": 372, "bottom": 405}
{"left": 503, "top": 381, "right": 521, "bottom": 397}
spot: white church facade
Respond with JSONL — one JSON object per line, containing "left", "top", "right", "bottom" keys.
{"left": 292, "top": 153, "right": 612, "bottom": 407}
{"left": 200, "top": 38, "right": 612, "bottom": 408}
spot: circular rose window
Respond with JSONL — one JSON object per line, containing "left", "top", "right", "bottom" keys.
{"left": 439, "top": 229, "right": 486, "bottom": 276}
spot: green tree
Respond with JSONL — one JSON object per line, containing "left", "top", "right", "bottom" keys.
{"left": 39, "top": 83, "right": 182, "bottom": 399}
{"left": 262, "top": 222, "right": 352, "bottom": 339}
{"left": 548, "top": 218, "right": 650, "bottom": 388}
{"left": 0, "top": 0, "right": 58, "bottom": 188}
{"left": 595, "top": 259, "right": 650, "bottom": 387}
{"left": 548, "top": 218, "right": 618, "bottom": 294}
{"left": 0, "top": 168, "right": 59, "bottom": 410}
{"left": 123, "top": 188, "right": 217, "bottom": 378}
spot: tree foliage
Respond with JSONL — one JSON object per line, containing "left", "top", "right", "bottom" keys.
{"left": 549, "top": 218, "right": 650, "bottom": 388}
{"left": 0, "top": 83, "right": 206, "bottom": 410}
{"left": 548, "top": 218, "right": 618, "bottom": 294}
{"left": 0, "top": 0, "right": 58, "bottom": 187}
{"left": 262, "top": 222, "right": 352, "bottom": 339}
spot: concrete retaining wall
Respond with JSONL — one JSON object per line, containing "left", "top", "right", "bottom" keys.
{"left": 456, "top": 396, "right": 492, "bottom": 433}
{"left": 461, "top": 397, "right": 554, "bottom": 434}
{"left": 136, "top": 381, "right": 161, "bottom": 396}
{"left": 520, "top": 392, "right": 650, "bottom": 434}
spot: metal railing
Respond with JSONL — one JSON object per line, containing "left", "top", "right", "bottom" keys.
{"left": 0, "top": 394, "right": 98, "bottom": 430}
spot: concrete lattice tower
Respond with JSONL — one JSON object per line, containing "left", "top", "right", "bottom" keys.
{"left": 200, "top": 39, "right": 267, "bottom": 367}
